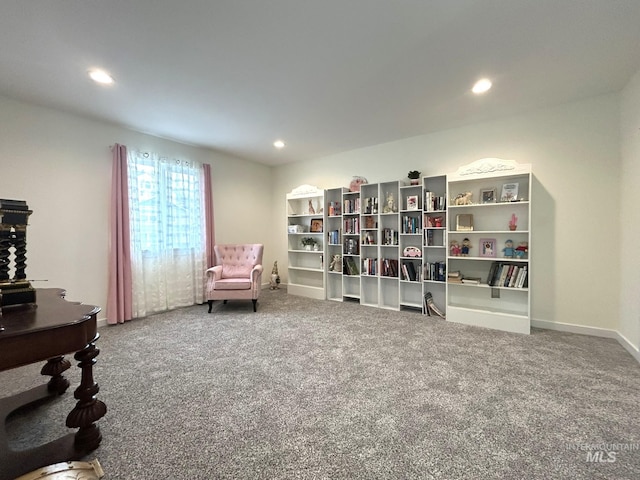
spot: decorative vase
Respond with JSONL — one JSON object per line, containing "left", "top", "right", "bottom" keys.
{"left": 509, "top": 225, "right": 517, "bottom": 231}
{"left": 305, "top": 245, "right": 312, "bottom": 251}
{"left": 410, "top": 179, "right": 419, "bottom": 185}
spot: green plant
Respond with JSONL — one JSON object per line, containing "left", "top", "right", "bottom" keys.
{"left": 301, "top": 236, "right": 318, "bottom": 246}
{"left": 408, "top": 170, "right": 421, "bottom": 179}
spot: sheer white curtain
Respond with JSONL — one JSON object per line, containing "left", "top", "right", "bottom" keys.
{"left": 127, "top": 150, "right": 206, "bottom": 317}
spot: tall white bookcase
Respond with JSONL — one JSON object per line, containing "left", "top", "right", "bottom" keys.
{"left": 446, "top": 159, "right": 532, "bottom": 334}
{"left": 286, "top": 185, "right": 325, "bottom": 299}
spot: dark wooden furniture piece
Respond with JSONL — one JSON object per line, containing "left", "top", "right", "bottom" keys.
{"left": 0, "top": 288, "right": 106, "bottom": 480}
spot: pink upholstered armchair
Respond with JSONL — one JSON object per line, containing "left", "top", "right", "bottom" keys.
{"left": 206, "top": 244, "right": 264, "bottom": 313}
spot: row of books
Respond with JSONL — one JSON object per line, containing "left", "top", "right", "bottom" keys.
{"left": 487, "top": 262, "right": 528, "bottom": 288}
{"left": 343, "top": 217, "right": 360, "bottom": 234}
{"left": 401, "top": 215, "right": 421, "bottom": 234}
{"left": 424, "top": 191, "right": 446, "bottom": 212}
{"left": 424, "top": 261, "right": 446, "bottom": 282}
{"left": 401, "top": 260, "right": 420, "bottom": 282}
{"left": 447, "top": 271, "right": 482, "bottom": 285}
{"left": 328, "top": 229, "right": 340, "bottom": 245}
{"left": 381, "top": 228, "right": 398, "bottom": 245}
{"left": 423, "top": 292, "right": 446, "bottom": 318}
{"left": 362, "top": 257, "right": 378, "bottom": 275}
{"left": 327, "top": 202, "right": 342, "bottom": 216}
{"left": 344, "top": 198, "right": 360, "bottom": 214}
{"left": 362, "top": 197, "right": 379, "bottom": 214}
{"left": 380, "top": 258, "right": 399, "bottom": 277}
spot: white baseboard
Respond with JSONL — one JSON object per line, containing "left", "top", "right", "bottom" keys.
{"left": 616, "top": 331, "right": 640, "bottom": 364}
{"left": 532, "top": 318, "right": 640, "bottom": 365}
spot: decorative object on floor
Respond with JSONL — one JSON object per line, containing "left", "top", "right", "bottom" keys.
{"left": 453, "top": 191, "right": 473, "bottom": 205}
{"left": 0, "top": 199, "right": 36, "bottom": 314}
{"left": 508, "top": 213, "right": 518, "bottom": 231}
{"left": 269, "top": 261, "right": 280, "bottom": 289}
{"left": 349, "top": 176, "right": 368, "bottom": 192}
{"left": 407, "top": 170, "right": 421, "bottom": 185}
{"left": 205, "top": 244, "right": 263, "bottom": 313}
{"left": 15, "top": 459, "right": 104, "bottom": 480}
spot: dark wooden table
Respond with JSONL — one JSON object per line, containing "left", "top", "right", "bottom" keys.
{"left": 0, "top": 288, "right": 106, "bottom": 480}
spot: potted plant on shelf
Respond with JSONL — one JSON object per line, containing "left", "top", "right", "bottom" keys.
{"left": 408, "top": 170, "right": 421, "bottom": 185}
{"left": 301, "top": 237, "right": 319, "bottom": 251}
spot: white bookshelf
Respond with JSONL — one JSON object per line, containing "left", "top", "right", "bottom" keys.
{"left": 446, "top": 159, "right": 532, "bottom": 334}
{"left": 286, "top": 185, "right": 325, "bottom": 299}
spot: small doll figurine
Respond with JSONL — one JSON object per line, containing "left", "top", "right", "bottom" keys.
{"left": 461, "top": 238, "right": 471, "bottom": 256}
{"left": 450, "top": 240, "right": 461, "bottom": 256}
{"left": 503, "top": 239, "right": 515, "bottom": 258}
{"left": 515, "top": 241, "right": 528, "bottom": 259}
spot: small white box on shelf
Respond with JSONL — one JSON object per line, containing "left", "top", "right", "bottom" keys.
{"left": 288, "top": 225, "right": 306, "bottom": 233}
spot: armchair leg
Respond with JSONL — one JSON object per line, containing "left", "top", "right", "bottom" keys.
{"left": 252, "top": 299, "right": 257, "bottom": 312}
{"left": 207, "top": 300, "right": 213, "bottom": 313}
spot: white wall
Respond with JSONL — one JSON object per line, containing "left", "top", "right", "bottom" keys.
{"left": 0, "top": 95, "right": 274, "bottom": 319}
{"left": 620, "top": 70, "right": 640, "bottom": 357}
{"left": 274, "top": 94, "right": 621, "bottom": 331}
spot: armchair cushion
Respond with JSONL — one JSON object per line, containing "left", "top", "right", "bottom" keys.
{"left": 222, "top": 265, "right": 252, "bottom": 279}
{"left": 214, "top": 278, "right": 252, "bottom": 290}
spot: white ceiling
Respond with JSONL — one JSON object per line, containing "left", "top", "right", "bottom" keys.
{"left": 2, "top": 1, "right": 640, "bottom": 166}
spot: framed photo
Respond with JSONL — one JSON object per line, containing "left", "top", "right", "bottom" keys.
{"left": 500, "top": 183, "right": 519, "bottom": 202}
{"left": 456, "top": 214, "right": 474, "bottom": 231}
{"left": 480, "top": 187, "right": 497, "bottom": 204}
{"left": 407, "top": 195, "right": 419, "bottom": 210}
{"left": 310, "top": 218, "right": 323, "bottom": 233}
{"left": 480, "top": 238, "right": 497, "bottom": 257}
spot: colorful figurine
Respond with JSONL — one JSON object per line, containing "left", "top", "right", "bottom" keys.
{"left": 461, "top": 238, "right": 472, "bottom": 256}
{"left": 503, "top": 239, "right": 515, "bottom": 258}
{"left": 450, "top": 240, "right": 461, "bottom": 256}
{"left": 515, "top": 241, "right": 528, "bottom": 259}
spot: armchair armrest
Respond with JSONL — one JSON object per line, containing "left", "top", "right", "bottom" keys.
{"left": 251, "top": 264, "right": 264, "bottom": 283}
{"left": 206, "top": 265, "right": 222, "bottom": 281}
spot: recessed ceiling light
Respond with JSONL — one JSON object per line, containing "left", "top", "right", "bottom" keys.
{"left": 273, "top": 140, "right": 285, "bottom": 149}
{"left": 472, "top": 78, "right": 492, "bottom": 94}
{"left": 88, "top": 69, "right": 114, "bottom": 85}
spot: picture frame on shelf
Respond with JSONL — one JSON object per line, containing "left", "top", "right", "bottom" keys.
{"left": 310, "top": 218, "right": 324, "bottom": 233}
{"left": 456, "top": 214, "right": 474, "bottom": 231}
{"left": 500, "top": 182, "right": 519, "bottom": 202}
{"left": 406, "top": 195, "right": 419, "bottom": 210}
{"left": 479, "top": 238, "right": 497, "bottom": 257}
{"left": 480, "top": 187, "right": 497, "bottom": 204}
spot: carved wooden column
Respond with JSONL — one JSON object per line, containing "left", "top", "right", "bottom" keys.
{"left": 65, "top": 335, "right": 107, "bottom": 451}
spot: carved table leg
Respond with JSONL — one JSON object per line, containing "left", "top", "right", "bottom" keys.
{"left": 65, "top": 335, "right": 107, "bottom": 452}
{"left": 40, "top": 356, "right": 71, "bottom": 394}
